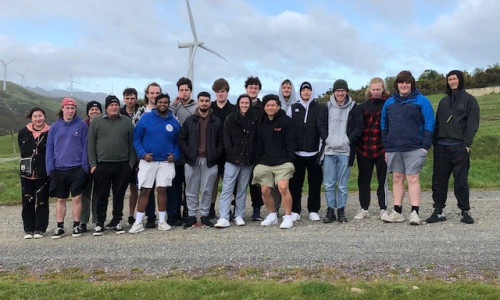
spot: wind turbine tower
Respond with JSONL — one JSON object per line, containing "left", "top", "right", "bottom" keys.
{"left": 16, "top": 68, "right": 29, "bottom": 87}
{"left": 178, "top": 0, "right": 227, "bottom": 84}
{"left": 0, "top": 58, "right": 15, "bottom": 91}
{"left": 69, "top": 72, "right": 80, "bottom": 97}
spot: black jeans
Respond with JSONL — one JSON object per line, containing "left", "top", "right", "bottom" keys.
{"left": 21, "top": 177, "right": 49, "bottom": 233}
{"left": 356, "top": 154, "right": 388, "bottom": 210}
{"left": 290, "top": 154, "right": 322, "bottom": 214}
{"left": 93, "top": 161, "right": 132, "bottom": 226}
{"left": 432, "top": 144, "right": 471, "bottom": 211}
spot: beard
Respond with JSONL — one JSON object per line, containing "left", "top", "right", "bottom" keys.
{"left": 199, "top": 107, "right": 209, "bottom": 113}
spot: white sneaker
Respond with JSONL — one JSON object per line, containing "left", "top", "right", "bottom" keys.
{"left": 215, "top": 218, "right": 230, "bottom": 228}
{"left": 308, "top": 212, "right": 320, "bottom": 221}
{"left": 354, "top": 209, "right": 369, "bottom": 220}
{"left": 381, "top": 210, "right": 405, "bottom": 223}
{"left": 234, "top": 216, "right": 246, "bottom": 226}
{"left": 260, "top": 213, "right": 278, "bottom": 226}
{"left": 129, "top": 222, "right": 145, "bottom": 234}
{"left": 24, "top": 232, "right": 33, "bottom": 239}
{"left": 291, "top": 212, "right": 301, "bottom": 222}
{"left": 280, "top": 215, "right": 294, "bottom": 229}
{"left": 158, "top": 221, "right": 172, "bottom": 231}
{"left": 33, "top": 232, "right": 44, "bottom": 239}
{"left": 380, "top": 209, "right": 388, "bottom": 220}
{"left": 409, "top": 211, "right": 421, "bottom": 225}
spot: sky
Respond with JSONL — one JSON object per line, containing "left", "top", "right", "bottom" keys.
{"left": 1, "top": 0, "right": 499, "bottom": 102}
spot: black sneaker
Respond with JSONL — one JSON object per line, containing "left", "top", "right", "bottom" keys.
{"left": 251, "top": 208, "right": 261, "bottom": 221}
{"left": 105, "top": 219, "right": 120, "bottom": 229}
{"left": 426, "top": 210, "right": 446, "bottom": 223}
{"left": 128, "top": 216, "right": 135, "bottom": 226}
{"left": 93, "top": 225, "right": 105, "bottom": 236}
{"left": 208, "top": 206, "right": 217, "bottom": 219}
{"left": 337, "top": 207, "right": 348, "bottom": 223}
{"left": 322, "top": 207, "right": 336, "bottom": 223}
{"left": 168, "top": 218, "right": 184, "bottom": 227}
{"left": 52, "top": 227, "right": 65, "bottom": 239}
{"left": 200, "top": 216, "right": 214, "bottom": 228}
{"left": 460, "top": 211, "right": 474, "bottom": 224}
{"left": 72, "top": 226, "right": 83, "bottom": 237}
{"left": 113, "top": 223, "right": 126, "bottom": 234}
{"left": 80, "top": 223, "right": 87, "bottom": 233}
{"left": 145, "top": 217, "right": 157, "bottom": 228}
{"left": 183, "top": 216, "right": 197, "bottom": 229}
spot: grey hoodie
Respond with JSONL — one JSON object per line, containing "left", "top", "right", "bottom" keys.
{"left": 171, "top": 99, "right": 197, "bottom": 126}
{"left": 278, "top": 79, "right": 297, "bottom": 114}
{"left": 324, "top": 94, "right": 355, "bottom": 155}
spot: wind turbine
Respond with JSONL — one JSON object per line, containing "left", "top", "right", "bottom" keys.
{"left": 69, "top": 72, "right": 80, "bottom": 97}
{"left": 16, "top": 68, "right": 29, "bottom": 87}
{"left": 0, "top": 58, "right": 15, "bottom": 91}
{"left": 178, "top": 0, "right": 227, "bottom": 84}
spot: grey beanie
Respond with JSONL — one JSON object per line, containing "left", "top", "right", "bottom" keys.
{"left": 332, "top": 79, "right": 349, "bottom": 92}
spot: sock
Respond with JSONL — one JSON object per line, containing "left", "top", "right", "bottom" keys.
{"left": 159, "top": 211, "right": 166, "bottom": 223}
{"left": 394, "top": 205, "right": 402, "bottom": 214}
{"left": 73, "top": 221, "right": 80, "bottom": 228}
{"left": 411, "top": 206, "right": 419, "bottom": 214}
{"left": 136, "top": 212, "right": 145, "bottom": 224}
{"left": 57, "top": 222, "right": 64, "bottom": 228}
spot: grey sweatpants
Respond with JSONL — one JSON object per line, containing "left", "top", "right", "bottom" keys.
{"left": 184, "top": 158, "right": 218, "bottom": 217}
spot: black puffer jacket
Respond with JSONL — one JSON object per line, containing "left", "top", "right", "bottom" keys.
{"left": 18, "top": 126, "right": 49, "bottom": 178}
{"left": 223, "top": 110, "right": 259, "bottom": 166}
{"left": 289, "top": 100, "right": 322, "bottom": 152}
{"left": 255, "top": 109, "right": 295, "bottom": 166}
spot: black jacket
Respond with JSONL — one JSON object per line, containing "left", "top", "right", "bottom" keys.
{"left": 434, "top": 89, "right": 480, "bottom": 147}
{"left": 289, "top": 100, "right": 322, "bottom": 152}
{"left": 178, "top": 111, "right": 224, "bottom": 168}
{"left": 223, "top": 111, "right": 259, "bottom": 166}
{"left": 255, "top": 110, "right": 295, "bottom": 166}
{"left": 18, "top": 127, "right": 49, "bottom": 178}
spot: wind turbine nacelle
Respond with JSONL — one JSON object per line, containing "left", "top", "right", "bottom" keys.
{"left": 178, "top": 41, "right": 204, "bottom": 48}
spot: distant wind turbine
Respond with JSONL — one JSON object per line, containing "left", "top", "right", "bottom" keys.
{"left": 69, "top": 72, "right": 80, "bottom": 97}
{"left": 16, "top": 68, "right": 29, "bottom": 87}
{"left": 178, "top": 0, "right": 227, "bottom": 84}
{"left": 0, "top": 58, "right": 15, "bottom": 91}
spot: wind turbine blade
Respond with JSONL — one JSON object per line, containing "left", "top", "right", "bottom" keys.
{"left": 188, "top": 45, "right": 199, "bottom": 77}
{"left": 186, "top": 0, "right": 198, "bottom": 41}
{"left": 70, "top": 72, "right": 73, "bottom": 81}
{"left": 200, "top": 44, "right": 228, "bottom": 61}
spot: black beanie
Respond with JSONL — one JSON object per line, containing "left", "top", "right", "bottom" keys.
{"left": 333, "top": 79, "right": 349, "bottom": 92}
{"left": 105, "top": 95, "right": 120, "bottom": 109}
{"left": 86, "top": 101, "right": 102, "bottom": 116}
{"left": 300, "top": 81, "right": 312, "bottom": 91}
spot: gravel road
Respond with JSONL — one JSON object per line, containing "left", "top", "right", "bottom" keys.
{"left": 1, "top": 190, "right": 499, "bottom": 280}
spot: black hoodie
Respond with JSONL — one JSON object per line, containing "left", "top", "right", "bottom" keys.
{"left": 255, "top": 109, "right": 295, "bottom": 166}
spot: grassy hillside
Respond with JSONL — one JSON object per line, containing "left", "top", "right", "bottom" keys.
{"left": 0, "top": 81, "right": 88, "bottom": 135}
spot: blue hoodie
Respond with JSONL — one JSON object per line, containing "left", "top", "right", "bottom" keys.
{"left": 133, "top": 109, "right": 181, "bottom": 161}
{"left": 45, "top": 116, "right": 89, "bottom": 175}
{"left": 381, "top": 89, "right": 435, "bottom": 152}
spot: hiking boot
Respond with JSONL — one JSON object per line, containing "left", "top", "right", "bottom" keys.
{"left": 145, "top": 217, "right": 156, "bottom": 228}
{"left": 426, "top": 210, "right": 446, "bottom": 223}
{"left": 129, "top": 222, "right": 145, "bottom": 234}
{"left": 280, "top": 215, "right": 294, "bottom": 229}
{"left": 157, "top": 221, "right": 172, "bottom": 231}
{"left": 309, "top": 212, "right": 320, "bottom": 221}
{"left": 33, "top": 231, "right": 45, "bottom": 239}
{"left": 128, "top": 216, "right": 135, "bottom": 226}
{"left": 337, "top": 207, "right": 348, "bottom": 223}
{"left": 382, "top": 210, "right": 405, "bottom": 223}
{"left": 460, "top": 211, "right": 474, "bottom": 224}
{"left": 251, "top": 208, "right": 261, "bottom": 221}
{"left": 113, "top": 223, "right": 126, "bottom": 234}
{"left": 215, "top": 218, "right": 230, "bottom": 228}
{"left": 93, "top": 225, "right": 105, "bottom": 236}
{"left": 234, "top": 216, "right": 246, "bottom": 226}
{"left": 183, "top": 216, "right": 197, "bottom": 229}
{"left": 322, "top": 207, "right": 336, "bottom": 223}
{"left": 72, "top": 226, "right": 83, "bottom": 237}
{"left": 200, "top": 216, "right": 214, "bottom": 227}
{"left": 409, "top": 211, "right": 421, "bottom": 225}
{"left": 80, "top": 223, "right": 87, "bottom": 233}
{"left": 260, "top": 213, "right": 278, "bottom": 226}
{"left": 354, "top": 209, "right": 369, "bottom": 220}
{"left": 52, "top": 227, "right": 65, "bottom": 239}
{"left": 24, "top": 232, "right": 34, "bottom": 239}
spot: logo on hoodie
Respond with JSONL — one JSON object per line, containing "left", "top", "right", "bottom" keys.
{"left": 73, "top": 131, "right": 80, "bottom": 137}
{"left": 166, "top": 124, "right": 173, "bottom": 132}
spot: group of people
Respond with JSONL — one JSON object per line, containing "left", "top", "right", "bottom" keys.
{"left": 18, "top": 70, "right": 480, "bottom": 239}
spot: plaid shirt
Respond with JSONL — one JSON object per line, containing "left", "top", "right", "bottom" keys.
{"left": 356, "top": 97, "right": 386, "bottom": 159}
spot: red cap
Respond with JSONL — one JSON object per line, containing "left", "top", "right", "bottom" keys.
{"left": 61, "top": 97, "right": 77, "bottom": 108}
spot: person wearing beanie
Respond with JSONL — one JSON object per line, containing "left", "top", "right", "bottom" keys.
{"left": 287, "top": 81, "right": 322, "bottom": 222}
{"left": 87, "top": 94, "right": 136, "bottom": 236}
{"left": 46, "top": 97, "right": 88, "bottom": 238}
{"left": 84, "top": 101, "right": 102, "bottom": 125}
{"left": 380, "top": 71, "right": 435, "bottom": 225}
{"left": 318, "top": 79, "right": 363, "bottom": 224}
{"left": 427, "top": 70, "right": 479, "bottom": 225}
{"left": 252, "top": 94, "right": 296, "bottom": 229}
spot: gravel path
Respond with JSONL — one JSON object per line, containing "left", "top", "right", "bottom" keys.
{"left": 1, "top": 190, "right": 499, "bottom": 279}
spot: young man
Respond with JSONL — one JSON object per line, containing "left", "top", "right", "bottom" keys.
{"left": 88, "top": 95, "right": 136, "bottom": 236}
{"left": 427, "top": 70, "right": 479, "bottom": 224}
{"left": 354, "top": 77, "right": 390, "bottom": 220}
{"left": 46, "top": 97, "right": 88, "bottom": 238}
{"left": 120, "top": 88, "right": 139, "bottom": 119}
{"left": 215, "top": 94, "right": 259, "bottom": 228}
{"left": 381, "top": 71, "right": 435, "bottom": 225}
{"left": 179, "top": 91, "right": 224, "bottom": 228}
{"left": 287, "top": 82, "right": 323, "bottom": 222}
{"left": 130, "top": 93, "right": 181, "bottom": 233}
{"left": 252, "top": 94, "right": 295, "bottom": 229}
{"left": 209, "top": 78, "right": 235, "bottom": 219}
{"left": 80, "top": 101, "right": 102, "bottom": 232}
{"left": 318, "top": 79, "right": 363, "bottom": 223}
{"left": 278, "top": 79, "right": 297, "bottom": 114}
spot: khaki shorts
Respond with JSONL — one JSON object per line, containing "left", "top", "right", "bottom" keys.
{"left": 252, "top": 162, "right": 295, "bottom": 188}
{"left": 387, "top": 149, "right": 427, "bottom": 175}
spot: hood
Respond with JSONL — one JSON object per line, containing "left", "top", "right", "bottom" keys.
{"left": 392, "top": 88, "right": 421, "bottom": 103}
{"left": 445, "top": 70, "right": 465, "bottom": 96}
{"left": 264, "top": 108, "right": 286, "bottom": 122}
{"left": 236, "top": 96, "right": 253, "bottom": 116}
{"left": 329, "top": 94, "right": 353, "bottom": 109}
{"left": 278, "top": 79, "right": 297, "bottom": 106}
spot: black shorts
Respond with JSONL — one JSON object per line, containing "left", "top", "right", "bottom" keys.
{"left": 49, "top": 167, "right": 87, "bottom": 198}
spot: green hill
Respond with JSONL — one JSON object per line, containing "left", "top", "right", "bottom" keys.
{"left": 0, "top": 81, "right": 88, "bottom": 135}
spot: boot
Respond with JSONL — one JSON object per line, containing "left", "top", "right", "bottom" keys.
{"left": 322, "top": 207, "right": 336, "bottom": 223}
{"left": 337, "top": 207, "right": 348, "bottom": 223}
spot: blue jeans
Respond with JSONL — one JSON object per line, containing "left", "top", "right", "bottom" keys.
{"left": 323, "top": 154, "right": 350, "bottom": 209}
